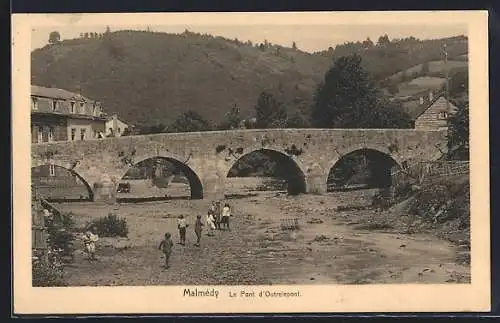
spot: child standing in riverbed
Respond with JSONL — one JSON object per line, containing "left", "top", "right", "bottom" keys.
{"left": 158, "top": 232, "right": 174, "bottom": 269}
{"left": 177, "top": 215, "right": 188, "bottom": 245}
{"left": 83, "top": 227, "right": 99, "bottom": 262}
{"left": 206, "top": 211, "right": 216, "bottom": 237}
{"left": 194, "top": 215, "right": 204, "bottom": 247}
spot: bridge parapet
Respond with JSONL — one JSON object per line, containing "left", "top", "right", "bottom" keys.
{"left": 31, "top": 129, "right": 448, "bottom": 201}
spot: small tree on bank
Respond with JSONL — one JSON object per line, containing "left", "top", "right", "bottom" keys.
{"left": 166, "top": 110, "right": 213, "bottom": 133}
{"left": 219, "top": 104, "right": 242, "bottom": 130}
{"left": 254, "top": 91, "right": 287, "bottom": 129}
{"left": 447, "top": 101, "right": 469, "bottom": 160}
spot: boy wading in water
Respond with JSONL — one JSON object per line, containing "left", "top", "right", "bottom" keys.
{"left": 158, "top": 232, "right": 174, "bottom": 269}
{"left": 177, "top": 215, "right": 188, "bottom": 245}
{"left": 194, "top": 215, "right": 204, "bottom": 246}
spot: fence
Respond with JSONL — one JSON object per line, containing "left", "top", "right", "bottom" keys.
{"left": 391, "top": 161, "right": 470, "bottom": 186}
{"left": 32, "top": 185, "right": 48, "bottom": 262}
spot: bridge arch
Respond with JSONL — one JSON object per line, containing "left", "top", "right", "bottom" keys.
{"left": 118, "top": 152, "right": 204, "bottom": 200}
{"left": 224, "top": 148, "right": 307, "bottom": 195}
{"left": 31, "top": 162, "right": 95, "bottom": 201}
{"left": 326, "top": 146, "right": 401, "bottom": 191}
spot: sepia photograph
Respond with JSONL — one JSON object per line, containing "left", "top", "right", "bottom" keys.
{"left": 13, "top": 11, "right": 490, "bottom": 314}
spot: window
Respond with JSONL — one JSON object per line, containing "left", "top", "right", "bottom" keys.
{"left": 438, "top": 111, "right": 448, "bottom": 120}
{"left": 70, "top": 101, "right": 76, "bottom": 114}
{"left": 93, "top": 104, "right": 98, "bottom": 116}
{"left": 80, "top": 102, "right": 86, "bottom": 114}
{"left": 80, "top": 128, "right": 86, "bottom": 140}
{"left": 118, "top": 127, "right": 121, "bottom": 134}
{"left": 38, "top": 126, "right": 43, "bottom": 143}
{"left": 49, "top": 164, "right": 56, "bottom": 177}
{"left": 52, "top": 100, "right": 57, "bottom": 112}
{"left": 31, "top": 97, "right": 38, "bottom": 110}
{"left": 48, "top": 127, "right": 54, "bottom": 142}
{"left": 71, "top": 128, "right": 76, "bottom": 141}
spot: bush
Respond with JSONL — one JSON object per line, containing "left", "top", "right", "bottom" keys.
{"left": 91, "top": 213, "right": 129, "bottom": 237}
{"left": 32, "top": 248, "right": 66, "bottom": 287}
{"left": 44, "top": 212, "right": 76, "bottom": 260}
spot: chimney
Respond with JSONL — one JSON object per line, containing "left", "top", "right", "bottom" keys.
{"left": 429, "top": 90, "right": 433, "bottom": 102}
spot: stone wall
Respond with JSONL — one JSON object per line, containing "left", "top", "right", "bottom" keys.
{"left": 31, "top": 129, "right": 448, "bottom": 201}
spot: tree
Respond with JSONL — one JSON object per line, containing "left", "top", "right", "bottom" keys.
{"left": 219, "top": 104, "right": 242, "bottom": 130}
{"left": 447, "top": 101, "right": 469, "bottom": 160}
{"left": 105, "top": 26, "right": 111, "bottom": 33}
{"left": 84, "top": 32, "right": 89, "bottom": 39}
{"left": 377, "top": 34, "right": 390, "bottom": 47}
{"left": 48, "top": 31, "right": 61, "bottom": 45}
{"left": 419, "top": 62, "right": 430, "bottom": 76}
{"left": 292, "top": 41, "right": 297, "bottom": 50}
{"left": 362, "top": 37, "right": 374, "bottom": 49}
{"left": 286, "top": 112, "right": 310, "bottom": 128}
{"left": 166, "top": 110, "right": 213, "bottom": 133}
{"left": 311, "top": 54, "right": 412, "bottom": 128}
{"left": 254, "top": 92, "right": 287, "bottom": 128}
{"left": 140, "top": 123, "right": 166, "bottom": 134}
{"left": 449, "top": 69, "right": 468, "bottom": 97}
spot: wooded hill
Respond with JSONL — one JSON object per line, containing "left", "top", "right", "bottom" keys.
{"left": 31, "top": 30, "right": 468, "bottom": 129}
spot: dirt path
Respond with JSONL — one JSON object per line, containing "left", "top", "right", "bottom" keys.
{"left": 57, "top": 190, "right": 470, "bottom": 286}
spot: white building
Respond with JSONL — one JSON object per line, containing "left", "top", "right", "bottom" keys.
{"left": 105, "top": 114, "right": 133, "bottom": 137}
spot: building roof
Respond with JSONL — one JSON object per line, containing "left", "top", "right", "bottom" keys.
{"left": 105, "top": 115, "right": 133, "bottom": 126}
{"left": 31, "top": 85, "right": 97, "bottom": 103}
{"left": 413, "top": 92, "right": 459, "bottom": 120}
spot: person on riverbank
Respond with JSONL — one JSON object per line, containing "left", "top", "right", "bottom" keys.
{"left": 208, "top": 201, "right": 216, "bottom": 216}
{"left": 194, "top": 215, "right": 204, "bottom": 246}
{"left": 177, "top": 215, "right": 188, "bottom": 245}
{"left": 158, "top": 232, "right": 174, "bottom": 269}
{"left": 83, "top": 227, "right": 99, "bottom": 262}
{"left": 221, "top": 203, "right": 231, "bottom": 230}
{"left": 214, "top": 201, "right": 222, "bottom": 230}
{"left": 206, "top": 211, "right": 216, "bottom": 237}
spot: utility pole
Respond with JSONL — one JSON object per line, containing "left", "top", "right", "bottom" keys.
{"left": 443, "top": 42, "right": 450, "bottom": 114}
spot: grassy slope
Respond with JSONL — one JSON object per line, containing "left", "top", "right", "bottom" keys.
{"left": 31, "top": 31, "right": 331, "bottom": 127}
{"left": 31, "top": 31, "right": 468, "bottom": 127}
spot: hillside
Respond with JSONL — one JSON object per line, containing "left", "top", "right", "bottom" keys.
{"left": 31, "top": 30, "right": 331, "bottom": 128}
{"left": 31, "top": 30, "right": 468, "bottom": 128}
{"left": 314, "top": 35, "right": 468, "bottom": 81}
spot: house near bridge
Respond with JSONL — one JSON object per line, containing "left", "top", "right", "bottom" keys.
{"left": 105, "top": 113, "right": 134, "bottom": 137}
{"left": 397, "top": 90, "right": 460, "bottom": 130}
{"left": 31, "top": 85, "right": 107, "bottom": 144}
{"left": 31, "top": 85, "right": 108, "bottom": 186}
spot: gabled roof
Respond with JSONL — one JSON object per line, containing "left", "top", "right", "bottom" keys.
{"left": 413, "top": 92, "right": 459, "bottom": 120}
{"left": 105, "top": 115, "right": 133, "bottom": 126}
{"left": 31, "top": 85, "right": 97, "bottom": 103}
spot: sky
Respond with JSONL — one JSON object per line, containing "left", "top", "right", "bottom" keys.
{"left": 31, "top": 24, "right": 467, "bottom": 53}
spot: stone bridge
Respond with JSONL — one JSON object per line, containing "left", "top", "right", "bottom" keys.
{"left": 31, "top": 129, "right": 448, "bottom": 202}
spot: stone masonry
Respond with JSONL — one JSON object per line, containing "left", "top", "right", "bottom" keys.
{"left": 31, "top": 129, "right": 448, "bottom": 202}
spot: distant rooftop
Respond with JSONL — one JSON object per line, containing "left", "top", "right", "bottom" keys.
{"left": 31, "top": 85, "right": 97, "bottom": 103}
